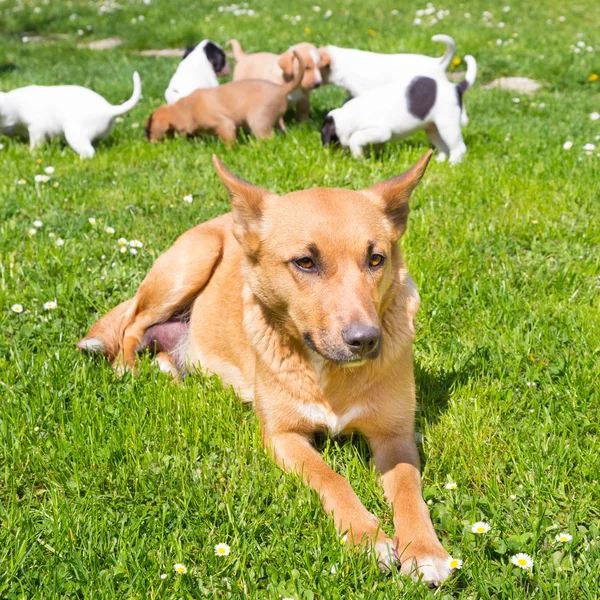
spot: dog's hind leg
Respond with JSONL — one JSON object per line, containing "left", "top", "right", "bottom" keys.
{"left": 117, "top": 223, "right": 224, "bottom": 373}
{"left": 215, "top": 119, "right": 237, "bottom": 146}
{"left": 348, "top": 127, "right": 392, "bottom": 158}
{"left": 433, "top": 114, "right": 466, "bottom": 165}
{"left": 65, "top": 128, "right": 96, "bottom": 159}
{"left": 425, "top": 124, "right": 449, "bottom": 163}
{"left": 28, "top": 126, "right": 46, "bottom": 151}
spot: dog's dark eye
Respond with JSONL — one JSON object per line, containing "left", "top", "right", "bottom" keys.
{"left": 294, "top": 257, "right": 316, "bottom": 271}
{"left": 369, "top": 254, "right": 385, "bottom": 268}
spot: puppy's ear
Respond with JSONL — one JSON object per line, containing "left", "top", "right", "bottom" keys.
{"left": 277, "top": 50, "right": 295, "bottom": 81}
{"left": 212, "top": 155, "right": 275, "bottom": 254}
{"left": 318, "top": 47, "right": 331, "bottom": 67}
{"left": 367, "top": 150, "right": 432, "bottom": 240}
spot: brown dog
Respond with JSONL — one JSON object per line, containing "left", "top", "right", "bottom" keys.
{"left": 228, "top": 40, "right": 322, "bottom": 122}
{"left": 78, "top": 151, "right": 453, "bottom": 587}
{"left": 145, "top": 50, "right": 305, "bottom": 144}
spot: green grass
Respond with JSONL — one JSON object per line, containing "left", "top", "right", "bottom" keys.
{"left": 1, "top": 0, "right": 600, "bottom": 597}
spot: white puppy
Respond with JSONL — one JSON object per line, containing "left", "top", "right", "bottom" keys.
{"left": 319, "top": 35, "right": 457, "bottom": 98}
{"left": 0, "top": 72, "right": 141, "bottom": 158}
{"left": 321, "top": 56, "right": 476, "bottom": 164}
{"left": 165, "top": 40, "right": 230, "bottom": 104}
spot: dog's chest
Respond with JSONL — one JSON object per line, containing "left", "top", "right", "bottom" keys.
{"left": 296, "top": 403, "right": 365, "bottom": 435}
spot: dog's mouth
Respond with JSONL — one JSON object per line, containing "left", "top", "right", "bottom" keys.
{"left": 302, "top": 332, "right": 380, "bottom": 365}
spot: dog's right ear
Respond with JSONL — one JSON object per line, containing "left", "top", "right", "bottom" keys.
{"left": 212, "top": 155, "right": 275, "bottom": 254}
{"left": 277, "top": 49, "right": 295, "bottom": 81}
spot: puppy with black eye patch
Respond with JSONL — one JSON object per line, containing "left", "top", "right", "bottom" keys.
{"left": 165, "top": 40, "right": 230, "bottom": 104}
{"left": 322, "top": 55, "right": 477, "bottom": 164}
{"left": 79, "top": 150, "right": 456, "bottom": 589}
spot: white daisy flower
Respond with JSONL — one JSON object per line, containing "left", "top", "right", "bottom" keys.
{"left": 160, "top": 573, "right": 167, "bottom": 579}
{"left": 413, "top": 17, "right": 422, "bottom": 25}
{"left": 132, "top": 122, "right": 140, "bottom": 129}
{"left": 471, "top": 521, "right": 491, "bottom": 534}
{"left": 510, "top": 494, "right": 517, "bottom": 499}
{"left": 445, "top": 556, "right": 463, "bottom": 570}
{"left": 43, "top": 300, "right": 57, "bottom": 310}
{"left": 18, "top": 179, "right": 27, "bottom": 185}
{"left": 445, "top": 482, "right": 457, "bottom": 490}
{"left": 577, "top": 41, "right": 585, "bottom": 48}
{"left": 558, "top": 15, "right": 566, "bottom": 21}
{"left": 502, "top": 5, "right": 510, "bottom": 12}
{"left": 555, "top": 533, "right": 572, "bottom": 543}
{"left": 129, "top": 248, "right": 138, "bottom": 255}
{"left": 88, "top": 217, "right": 96, "bottom": 225}
{"left": 583, "top": 143, "right": 596, "bottom": 151}
{"left": 563, "top": 141, "right": 573, "bottom": 150}
{"left": 120, "top": 246, "right": 127, "bottom": 253}
{"left": 214, "top": 543, "right": 230, "bottom": 556}
{"left": 55, "top": 238, "right": 64, "bottom": 247}
{"left": 173, "top": 563, "right": 187, "bottom": 574}
{"left": 33, "top": 220, "right": 43, "bottom": 228}
{"left": 49, "top": 232, "right": 55, "bottom": 237}
{"left": 105, "top": 226, "right": 115, "bottom": 235}
{"left": 11, "top": 304, "right": 24, "bottom": 313}
{"left": 324, "top": 9, "right": 332, "bottom": 19}
{"left": 512, "top": 97, "right": 520, "bottom": 103}
{"left": 28, "top": 228, "right": 37, "bottom": 236}
{"left": 118, "top": 237, "right": 128, "bottom": 247}
{"left": 129, "top": 239, "right": 143, "bottom": 248}
{"left": 34, "top": 174, "right": 50, "bottom": 183}
{"left": 44, "top": 166, "right": 55, "bottom": 174}
{"left": 590, "top": 112, "right": 600, "bottom": 121}
{"left": 183, "top": 194, "right": 193, "bottom": 203}
{"left": 464, "top": 12, "right": 471, "bottom": 18}
{"left": 312, "top": 5, "right": 321, "bottom": 11}
{"left": 511, "top": 553, "right": 534, "bottom": 569}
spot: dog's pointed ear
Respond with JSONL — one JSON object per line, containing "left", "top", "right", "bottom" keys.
{"left": 212, "top": 155, "right": 274, "bottom": 254}
{"left": 367, "top": 150, "right": 433, "bottom": 240}
{"left": 277, "top": 49, "right": 295, "bottom": 81}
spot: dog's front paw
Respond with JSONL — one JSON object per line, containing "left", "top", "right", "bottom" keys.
{"left": 396, "top": 539, "right": 452, "bottom": 588}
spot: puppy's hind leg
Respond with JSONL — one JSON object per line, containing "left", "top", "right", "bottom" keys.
{"left": 433, "top": 113, "right": 466, "bottom": 166}
{"left": 65, "top": 128, "right": 96, "bottom": 159}
{"left": 28, "top": 127, "right": 46, "bottom": 152}
{"left": 425, "top": 124, "right": 449, "bottom": 163}
{"left": 348, "top": 127, "right": 392, "bottom": 159}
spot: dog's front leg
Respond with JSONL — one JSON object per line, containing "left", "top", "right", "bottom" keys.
{"left": 269, "top": 431, "right": 396, "bottom": 567}
{"left": 370, "top": 435, "right": 451, "bottom": 587}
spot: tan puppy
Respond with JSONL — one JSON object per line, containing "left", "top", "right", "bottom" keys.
{"left": 228, "top": 40, "right": 322, "bottom": 122}
{"left": 78, "top": 152, "right": 453, "bottom": 587}
{"left": 145, "top": 50, "right": 304, "bottom": 144}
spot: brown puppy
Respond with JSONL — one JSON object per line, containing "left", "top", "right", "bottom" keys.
{"left": 145, "top": 50, "right": 304, "bottom": 144}
{"left": 228, "top": 40, "right": 322, "bottom": 122}
{"left": 78, "top": 152, "right": 453, "bottom": 587}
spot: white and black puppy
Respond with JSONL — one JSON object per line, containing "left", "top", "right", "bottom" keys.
{"left": 165, "top": 40, "right": 230, "bottom": 104}
{"left": 319, "top": 35, "right": 457, "bottom": 98}
{"left": 0, "top": 72, "right": 141, "bottom": 158}
{"left": 321, "top": 56, "right": 476, "bottom": 164}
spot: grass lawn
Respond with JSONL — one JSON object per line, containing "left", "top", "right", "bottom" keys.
{"left": 1, "top": 0, "right": 599, "bottom": 597}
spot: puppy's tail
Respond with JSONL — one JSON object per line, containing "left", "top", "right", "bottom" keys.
{"left": 282, "top": 47, "right": 305, "bottom": 96}
{"left": 431, "top": 34, "right": 456, "bottom": 71}
{"left": 77, "top": 298, "right": 136, "bottom": 359}
{"left": 227, "top": 39, "right": 245, "bottom": 61}
{"left": 461, "top": 55, "right": 477, "bottom": 89}
{"left": 111, "top": 71, "right": 142, "bottom": 117}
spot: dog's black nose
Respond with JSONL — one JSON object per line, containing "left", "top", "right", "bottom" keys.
{"left": 342, "top": 324, "right": 380, "bottom": 355}
{"left": 313, "top": 81, "right": 321, "bottom": 89}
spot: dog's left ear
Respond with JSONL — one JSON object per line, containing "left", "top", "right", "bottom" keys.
{"left": 367, "top": 150, "right": 433, "bottom": 240}
{"left": 278, "top": 49, "right": 295, "bottom": 81}
{"left": 212, "top": 155, "right": 275, "bottom": 254}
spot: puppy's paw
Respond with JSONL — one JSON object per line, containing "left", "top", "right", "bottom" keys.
{"left": 435, "top": 152, "right": 447, "bottom": 163}
{"left": 374, "top": 537, "right": 398, "bottom": 571}
{"left": 396, "top": 540, "right": 452, "bottom": 588}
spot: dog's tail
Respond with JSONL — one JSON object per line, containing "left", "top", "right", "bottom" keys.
{"left": 227, "top": 39, "right": 245, "bottom": 61}
{"left": 456, "top": 55, "right": 476, "bottom": 126}
{"left": 110, "top": 71, "right": 142, "bottom": 117}
{"left": 282, "top": 47, "right": 305, "bottom": 96}
{"left": 77, "top": 298, "right": 136, "bottom": 359}
{"left": 431, "top": 34, "right": 456, "bottom": 71}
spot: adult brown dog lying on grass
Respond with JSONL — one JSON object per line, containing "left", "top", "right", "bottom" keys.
{"left": 145, "top": 48, "right": 304, "bottom": 144}
{"left": 78, "top": 151, "right": 453, "bottom": 587}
